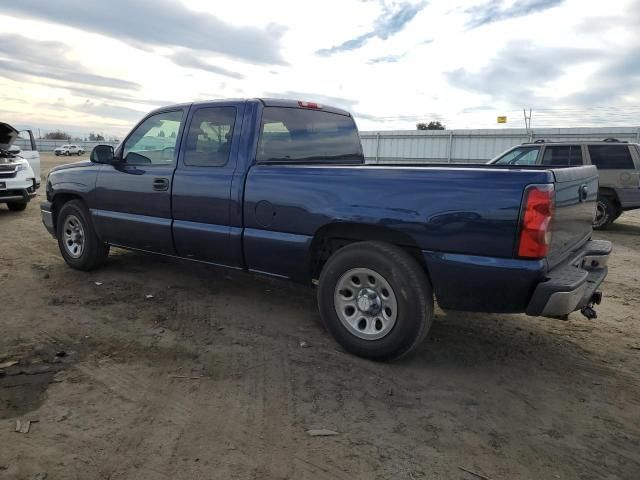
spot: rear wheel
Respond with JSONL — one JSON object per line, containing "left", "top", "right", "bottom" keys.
{"left": 56, "top": 200, "right": 109, "bottom": 270}
{"left": 317, "top": 241, "right": 433, "bottom": 360}
{"left": 6, "top": 202, "right": 28, "bottom": 212}
{"left": 593, "top": 197, "right": 616, "bottom": 230}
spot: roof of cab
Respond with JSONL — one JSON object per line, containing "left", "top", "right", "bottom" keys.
{"left": 149, "top": 98, "right": 352, "bottom": 117}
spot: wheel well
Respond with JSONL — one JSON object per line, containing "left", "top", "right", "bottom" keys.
{"left": 598, "top": 187, "right": 621, "bottom": 210}
{"left": 52, "top": 193, "right": 85, "bottom": 230}
{"left": 308, "top": 223, "right": 427, "bottom": 280}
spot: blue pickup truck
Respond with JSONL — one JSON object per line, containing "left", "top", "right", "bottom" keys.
{"left": 41, "top": 99, "right": 611, "bottom": 359}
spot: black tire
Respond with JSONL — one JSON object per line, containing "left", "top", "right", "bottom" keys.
{"left": 65, "top": 151, "right": 70, "bottom": 156}
{"left": 56, "top": 199, "right": 109, "bottom": 271}
{"left": 317, "top": 241, "right": 434, "bottom": 360}
{"left": 593, "top": 197, "right": 616, "bottom": 230}
{"left": 613, "top": 208, "right": 623, "bottom": 221}
{"left": 6, "top": 202, "right": 28, "bottom": 211}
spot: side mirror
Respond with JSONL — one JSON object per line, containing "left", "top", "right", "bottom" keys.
{"left": 90, "top": 144, "right": 115, "bottom": 164}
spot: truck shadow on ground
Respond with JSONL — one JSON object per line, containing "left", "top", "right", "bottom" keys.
{"left": 604, "top": 220, "right": 640, "bottom": 236}
{"left": 97, "top": 250, "right": 605, "bottom": 377}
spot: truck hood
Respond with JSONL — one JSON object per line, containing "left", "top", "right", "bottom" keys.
{"left": 0, "top": 122, "right": 19, "bottom": 150}
{"left": 49, "top": 160, "right": 94, "bottom": 173}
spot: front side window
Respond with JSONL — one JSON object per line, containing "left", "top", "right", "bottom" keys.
{"left": 541, "top": 146, "right": 583, "bottom": 166}
{"left": 183, "top": 107, "right": 236, "bottom": 166}
{"left": 123, "top": 110, "right": 183, "bottom": 165}
{"left": 257, "top": 107, "right": 363, "bottom": 163}
{"left": 588, "top": 145, "right": 635, "bottom": 169}
{"left": 493, "top": 146, "right": 540, "bottom": 165}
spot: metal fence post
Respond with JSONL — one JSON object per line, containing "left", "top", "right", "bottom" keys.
{"left": 375, "top": 132, "right": 381, "bottom": 163}
{"left": 447, "top": 132, "right": 453, "bottom": 163}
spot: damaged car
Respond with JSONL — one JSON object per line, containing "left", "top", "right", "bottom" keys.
{"left": 0, "top": 122, "right": 40, "bottom": 211}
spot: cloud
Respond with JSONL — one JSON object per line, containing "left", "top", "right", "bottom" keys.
{"left": 168, "top": 50, "right": 245, "bottom": 80}
{"left": 55, "top": 85, "right": 172, "bottom": 108}
{"left": 566, "top": 46, "right": 640, "bottom": 105}
{"left": 0, "top": 0, "right": 286, "bottom": 65}
{"left": 316, "top": 2, "right": 426, "bottom": 56}
{"left": 80, "top": 100, "right": 147, "bottom": 122}
{"left": 565, "top": 1, "right": 640, "bottom": 105}
{"left": 446, "top": 41, "right": 597, "bottom": 105}
{"left": 466, "top": 0, "right": 564, "bottom": 29}
{"left": 0, "top": 34, "right": 139, "bottom": 90}
{"left": 368, "top": 54, "right": 404, "bottom": 64}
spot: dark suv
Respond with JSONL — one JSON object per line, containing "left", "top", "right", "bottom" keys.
{"left": 489, "top": 139, "right": 640, "bottom": 229}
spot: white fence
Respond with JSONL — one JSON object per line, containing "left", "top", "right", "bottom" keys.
{"left": 13, "top": 139, "right": 119, "bottom": 153}
{"left": 360, "top": 127, "right": 640, "bottom": 164}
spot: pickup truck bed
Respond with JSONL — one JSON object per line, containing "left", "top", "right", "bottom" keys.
{"left": 41, "top": 98, "right": 611, "bottom": 359}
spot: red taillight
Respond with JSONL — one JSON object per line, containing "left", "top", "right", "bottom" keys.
{"left": 298, "top": 101, "right": 321, "bottom": 109}
{"left": 517, "top": 184, "right": 554, "bottom": 258}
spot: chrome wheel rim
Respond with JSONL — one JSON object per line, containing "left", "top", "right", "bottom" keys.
{"left": 334, "top": 267, "right": 398, "bottom": 341}
{"left": 63, "top": 214, "right": 85, "bottom": 258}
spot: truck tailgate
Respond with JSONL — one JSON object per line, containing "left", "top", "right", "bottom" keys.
{"left": 547, "top": 165, "right": 598, "bottom": 269}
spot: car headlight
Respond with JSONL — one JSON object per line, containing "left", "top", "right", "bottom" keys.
{"left": 16, "top": 161, "right": 30, "bottom": 172}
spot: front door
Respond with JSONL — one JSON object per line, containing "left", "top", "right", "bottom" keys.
{"left": 93, "top": 108, "right": 186, "bottom": 254}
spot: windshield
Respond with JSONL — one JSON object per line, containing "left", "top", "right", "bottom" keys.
{"left": 493, "top": 146, "right": 541, "bottom": 165}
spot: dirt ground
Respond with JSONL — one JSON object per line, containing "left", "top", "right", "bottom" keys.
{"left": 1, "top": 153, "right": 639, "bottom": 480}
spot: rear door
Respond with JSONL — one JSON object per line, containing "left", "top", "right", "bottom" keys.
{"left": 587, "top": 144, "right": 640, "bottom": 207}
{"left": 171, "top": 102, "right": 245, "bottom": 267}
{"left": 540, "top": 145, "right": 583, "bottom": 166}
{"left": 93, "top": 108, "right": 186, "bottom": 253}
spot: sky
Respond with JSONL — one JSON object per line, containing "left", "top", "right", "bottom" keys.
{"left": 0, "top": 0, "right": 639, "bottom": 138}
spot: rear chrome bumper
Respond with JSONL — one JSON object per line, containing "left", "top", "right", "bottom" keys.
{"left": 526, "top": 240, "right": 612, "bottom": 317}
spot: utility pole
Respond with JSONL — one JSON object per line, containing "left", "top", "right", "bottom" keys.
{"left": 523, "top": 108, "right": 532, "bottom": 130}
{"left": 523, "top": 108, "right": 533, "bottom": 141}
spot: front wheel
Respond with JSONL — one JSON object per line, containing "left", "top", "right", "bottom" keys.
{"left": 593, "top": 197, "right": 617, "bottom": 230}
{"left": 317, "top": 241, "right": 434, "bottom": 360}
{"left": 56, "top": 200, "right": 109, "bottom": 271}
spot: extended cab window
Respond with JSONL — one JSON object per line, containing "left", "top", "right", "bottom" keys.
{"left": 588, "top": 145, "right": 635, "bottom": 169}
{"left": 184, "top": 107, "right": 236, "bottom": 166}
{"left": 257, "top": 107, "right": 363, "bottom": 163}
{"left": 541, "top": 146, "right": 583, "bottom": 166}
{"left": 122, "top": 110, "right": 183, "bottom": 165}
{"left": 493, "top": 146, "right": 540, "bottom": 165}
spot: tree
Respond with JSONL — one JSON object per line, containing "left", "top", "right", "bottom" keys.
{"left": 44, "top": 130, "right": 71, "bottom": 140}
{"left": 89, "top": 132, "right": 105, "bottom": 141}
{"left": 417, "top": 121, "right": 446, "bottom": 130}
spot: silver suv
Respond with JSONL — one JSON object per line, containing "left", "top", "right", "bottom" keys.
{"left": 489, "top": 139, "right": 640, "bottom": 229}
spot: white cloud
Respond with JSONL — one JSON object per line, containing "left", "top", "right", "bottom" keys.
{"left": 0, "top": 0, "right": 638, "bottom": 137}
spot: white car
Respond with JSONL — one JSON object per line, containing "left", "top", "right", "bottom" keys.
{"left": 1, "top": 122, "right": 40, "bottom": 211}
{"left": 54, "top": 144, "right": 85, "bottom": 156}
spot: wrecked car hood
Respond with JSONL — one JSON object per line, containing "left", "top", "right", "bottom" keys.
{"left": 0, "top": 122, "right": 19, "bottom": 150}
